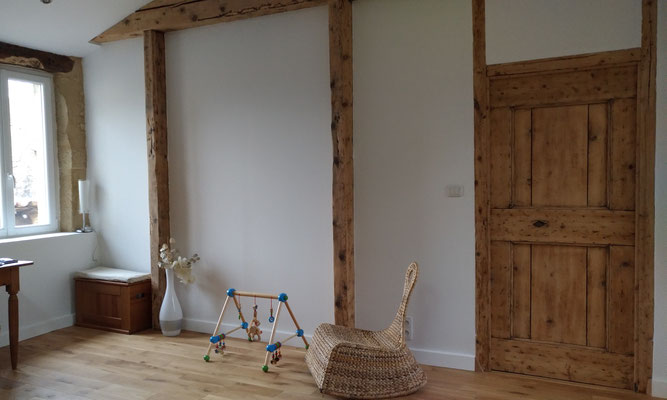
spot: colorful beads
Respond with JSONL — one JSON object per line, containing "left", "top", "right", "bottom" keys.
{"left": 226, "top": 288, "right": 236, "bottom": 297}
{"left": 296, "top": 329, "right": 304, "bottom": 337}
{"left": 262, "top": 365, "right": 269, "bottom": 372}
{"left": 278, "top": 293, "right": 288, "bottom": 302}
{"left": 210, "top": 334, "right": 225, "bottom": 343}
{"left": 268, "top": 316, "right": 275, "bottom": 323}
{"left": 241, "top": 321, "right": 249, "bottom": 329}
{"left": 203, "top": 355, "right": 210, "bottom": 362}
{"left": 270, "top": 349, "right": 282, "bottom": 365}
{"left": 266, "top": 341, "right": 281, "bottom": 353}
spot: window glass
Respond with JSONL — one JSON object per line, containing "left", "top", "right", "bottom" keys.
{"left": 7, "top": 78, "right": 50, "bottom": 227}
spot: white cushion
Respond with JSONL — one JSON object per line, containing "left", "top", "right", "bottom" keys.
{"left": 74, "top": 266, "right": 150, "bottom": 284}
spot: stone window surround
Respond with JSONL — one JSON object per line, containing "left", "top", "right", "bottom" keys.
{"left": 0, "top": 42, "right": 87, "bottom": 233}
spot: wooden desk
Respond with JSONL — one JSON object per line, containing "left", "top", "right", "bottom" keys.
{"left": 0, "top": 260, "right": 33, "bottom": 369}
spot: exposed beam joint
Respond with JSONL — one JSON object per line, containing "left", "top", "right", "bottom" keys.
{"left": 92, "top": 0, "right": 327, "bottom": 44}
{"left": 0, "top": 41, "right": 74, "bottom": 73}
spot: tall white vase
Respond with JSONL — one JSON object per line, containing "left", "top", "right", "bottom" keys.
{"left": 159, "top": 268, "right": 183, "bottom": 336}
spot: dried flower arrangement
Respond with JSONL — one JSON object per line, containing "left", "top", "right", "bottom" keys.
{"left": 158, "top": 238, "right": 200, "bottom": 284}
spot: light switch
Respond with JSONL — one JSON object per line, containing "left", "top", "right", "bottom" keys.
{"left": 446, "top": 185, "right": 464, "bottom": 198}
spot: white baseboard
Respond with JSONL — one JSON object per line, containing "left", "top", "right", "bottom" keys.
{"left": 184, "top": 318, "right": 475, "bottom": 371}
{"left": 411, "top": 347, "right": 475, "bottom": 371}
{"left": 652, "top": 378, "right": 667, "bottom": 399}
{"left": 0, "top": 314, "right": 74, "bottom": 347}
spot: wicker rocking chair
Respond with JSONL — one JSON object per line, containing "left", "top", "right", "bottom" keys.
{"left": 305, "top": 262, "right": 426, "bottom": 399}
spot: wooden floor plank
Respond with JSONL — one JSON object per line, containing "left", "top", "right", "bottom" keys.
{"left": 0, "top": 326, "right": 657, "bottom": 399}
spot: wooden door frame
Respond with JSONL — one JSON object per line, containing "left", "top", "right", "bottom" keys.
{"left": 472, "top": 0, "right": 657, "bottom": 392}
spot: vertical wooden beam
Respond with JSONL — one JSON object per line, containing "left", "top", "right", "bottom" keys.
{"left": 144, "top": 30, "right": 170, "bottom": 329}
{"left": 634, "top": 0, "right": 656, "bottom": 393}
{"left": 328, "top": 0, "right": 354, "bottom": 327}
{"left": 472, "top": 0, "right": 491, "bottom": 371}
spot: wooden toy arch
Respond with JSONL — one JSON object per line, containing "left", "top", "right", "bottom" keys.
{"left": 204, "top": 289, "right": 309, "bottom": 372}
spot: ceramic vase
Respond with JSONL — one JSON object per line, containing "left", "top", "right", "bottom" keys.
{"left": 159, "top": 268, "right": 183, "bottom": 336}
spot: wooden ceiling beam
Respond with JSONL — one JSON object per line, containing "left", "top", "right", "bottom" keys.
{"left": 0, "top": 41, "right": 74, "bottom": 73}
{"left": 92, "top": 0, "right": 327, "bottom": 44}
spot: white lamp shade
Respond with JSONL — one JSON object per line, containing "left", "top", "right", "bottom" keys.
{"left": 78, "top": 180, "right": 90, "bottom": 214}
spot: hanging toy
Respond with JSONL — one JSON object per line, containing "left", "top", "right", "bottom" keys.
{"left": 214, "top": 340, "right": 226, "bottom": 355}
{"left": 237, "top": 296, "right": 242, "bottom": 320}
{"left": 247, "top": 299, "right": 262, "bottom": 342}
{"left": 211, "top": 333, "right": 227, "bottom": 355}
{"left": 268, "top": 299, "right": 275, "bottom": 323}
{"left": 270, "top": 348, "right": 282, "bottom": 365}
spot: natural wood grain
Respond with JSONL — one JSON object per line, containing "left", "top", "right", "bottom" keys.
{"left": 490, "top": 208, "right": 635, "bottom": 245}
{"left": 144, "top": 31, "right": 170, "bottom": 330}
{"left": 92, "top": 0, "right": 327, "bottom": 44}
{"left": 487, "top": 48, "right": 641, "bottom": 77}
{"left": 0, "top": 326, "right": 658, "bottom": 400}
{"left": 0, "top": 41, "right": 74, "bottom": 73}
{"left": 328, "top": 0, "right": 354, "bottom": 328}
{"left": 532, "top": 105, "right": 589, "bottom": 207}
{"left": 489, "top": 65, "right": 637, "bottom": 108}
{"left": 587, "top": 247, "right": 608, "bottom": 348}
{"left": 490, "top": 241, "right": 511, "bottom": 339}
{"left": 472, "top": 0, "right": 491, "bottom": 372}
{"left": 531, "top": 245, "right": 587, "bottom": 346}
{"left": 512, "top": 244, "right": 531, "bottom": 339}
{"left": 634, "top": 0, "right": 657, "bottom": 392}
{"left": 588, "top": 103, "right": 609, "bottom": 207}
{"left": 512, "top": 109, "right": 532, "bottom": 207}
{"left": 610, "top": 98, "right": 637, "bottom": 211}
{"left": 75, "top": 278, "right": 152, "bottom": 334}
{"left": 609, "top": 245, "right": 635, "bottom": 356}
{"left": 490, "top": 338, "right": 634, "bottom": 390}
{"left": 490, "top": 108, "right": 511, "bottom": 208}
{"left": 0, "top": 261, "right": 33, "bottom": 370}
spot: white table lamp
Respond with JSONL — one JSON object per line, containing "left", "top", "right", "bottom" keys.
{"left": 78, "top": 179, "right": 93, "bottom": 233}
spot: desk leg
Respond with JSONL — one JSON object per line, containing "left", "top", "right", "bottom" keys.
{"left": 7, "top": 268, "right": 19, "bottom": 370}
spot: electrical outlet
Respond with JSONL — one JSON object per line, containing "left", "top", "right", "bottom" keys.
{"left": 404, "top": 316, "right": 414, "bottom": 341}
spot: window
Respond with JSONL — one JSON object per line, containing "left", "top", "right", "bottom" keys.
{"left": 0, "top": 67, "right": 58, "bottom": 237}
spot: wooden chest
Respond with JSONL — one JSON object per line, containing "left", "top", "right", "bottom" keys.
{"left": 75, "top": 278, "right": 152, "bottom": 334}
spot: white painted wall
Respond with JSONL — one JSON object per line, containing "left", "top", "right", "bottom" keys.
{"left": 486, "top": 0, "right": 641, "bottom": 64}
{"left": 165, "top": 6, "right": 334, "bottom": 338}
{"left": 83, "top": 38, "right": 150, "bottom": 273}
{"left": 0, "top": 233, "right": 96, "bottom": 346}
{"left": 353, "top": 0, "right": 476, "bottom": 369}
{"left": 651, "top": 2, "right": 667, "bottom": 397}
{"left": 78, "top": 0, "right": 667, "bottom": 385}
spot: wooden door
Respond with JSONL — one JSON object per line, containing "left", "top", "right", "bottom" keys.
{"left": 485, "top": 50, "right": 642, "bottom": 389}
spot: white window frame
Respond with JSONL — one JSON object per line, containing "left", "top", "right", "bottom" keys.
{"left": 0, "top": 66, "right": 59, "bottom": 238}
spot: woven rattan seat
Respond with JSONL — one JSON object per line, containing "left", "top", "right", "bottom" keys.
{"left": 305, "top": 263, "right": 427, "bottom": 399}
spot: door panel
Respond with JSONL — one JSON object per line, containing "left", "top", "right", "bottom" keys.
{"left": 586, "top": 247, "right": 607, "bottom": 348}
{"left": 610, "top": 99, "right": 637, "bottom": 211}
{"left": 531, "top": 245, "right": 587, "bottom": 345}
{"left": 532, "top": 105, "right": 589, "bottom": 207}
{"left": 487, "top": 57, "right": 639, "bottom": 389}
{"left": 512, "top": 244, "right": 531, "bottom": 339}
{"left": 490, "top": 241, "right": 511, "bottom": 339}
{"left": 608, "top": 245, "right": 635, "bottom": 355}
{"left": 588, "top": 103, "right": 609, "bottom": 207}
{"left": 513, "top": 109, "right": 532, "bottom": 207}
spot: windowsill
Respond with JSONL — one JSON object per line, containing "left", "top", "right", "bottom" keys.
{"left": 0, "top": 231, "right": 92, "bottom": 245}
